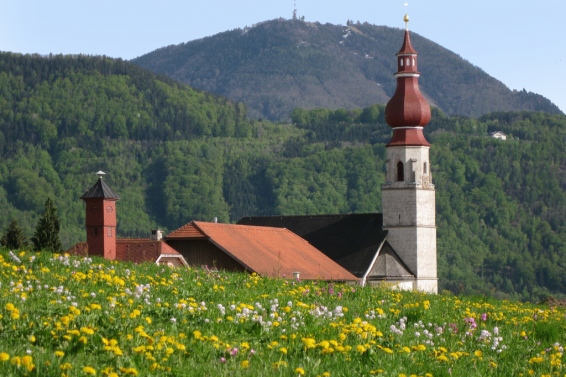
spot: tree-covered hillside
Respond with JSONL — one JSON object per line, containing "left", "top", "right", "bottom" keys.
{"left": 132, "top": 19, "right": 562, "bottom": 121}
{"left": 0, "top": 53, "right": 564, "bottom": 302}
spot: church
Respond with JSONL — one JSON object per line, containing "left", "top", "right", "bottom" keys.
{"left": 240, "top": 13, "right": 437, "bottom": 293}
{"left": 71, "top": 13, "right": 438, "bottom": 293}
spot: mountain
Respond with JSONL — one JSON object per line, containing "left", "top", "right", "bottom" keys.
{"left": 132, "top": 18, "right": 562, "bottom": 121}
{"left": 0, "top": 53, "right": 564, "bottom": 302}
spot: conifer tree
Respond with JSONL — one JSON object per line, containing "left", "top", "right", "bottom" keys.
{"left": 31, "top": 198, "right": 62, "bottom": 252}
{"left": 1, "top": 219, "right": 28, "bottom": 250}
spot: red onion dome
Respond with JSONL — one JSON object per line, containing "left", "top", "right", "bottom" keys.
{"left": 384, "top": 18, "right": 431, "bottom": 146}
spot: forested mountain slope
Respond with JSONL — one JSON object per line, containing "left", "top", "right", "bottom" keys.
{"left": 0, "top": 53, "right": 564, "bottom": 302}
{"left": 132, "top": 18, "right": 562, "bottom": 121}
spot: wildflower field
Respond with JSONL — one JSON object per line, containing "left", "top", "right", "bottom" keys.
{"left": 0, "top": 249, "right": 565, "bottom": 377}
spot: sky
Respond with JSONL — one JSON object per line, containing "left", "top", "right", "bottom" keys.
{"left": 0, "top": 1, "right": 564, "bottom": 113}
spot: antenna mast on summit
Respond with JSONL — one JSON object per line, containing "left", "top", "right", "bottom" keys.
{"left": 293, "top": 0, "right": 297, "bottom": 20}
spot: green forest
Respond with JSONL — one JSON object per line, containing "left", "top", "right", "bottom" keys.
{"left": 0, "top": 53, "right": 564, "bottom": 302}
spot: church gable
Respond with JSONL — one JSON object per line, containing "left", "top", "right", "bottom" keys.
{"left": 366, "top": 242, "right": 415, "bottom": 281}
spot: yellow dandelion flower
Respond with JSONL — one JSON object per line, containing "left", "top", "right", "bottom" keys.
{"left": 356, "top": 345, "right": 366, "bottom": 353}
{"left": 240, "top": 342, "right": 250, "bottom": 349}
{"left": 122, "top": 367, "right": 139, "bottom": 376}
{"left": 474, "top": 350, "right": 483, "bottom": 358}
{"left": 0, "top": 353, "right": 9, "bottom": 362}
{"left": 529, "top": 357, "right": 544, "bottom": 364}
{"left": 60, "top": 363, "right": 72, "bottom": 371}
{"left": 295, "top": 367, "right": 305, "bottom": 375}
{"left": 54, "top": 351, "right": 65, "bottom": 357}
{"left": 80, "top": 327, "right": 95, "bottom": 335}
{"left": 302, "top": 337, "right": 316, "bottom": 349}
{"left": 21, "top": 355, "right": 33, "bottom": 366}
{"left": 83, "top": 366, "right": 96, "bottom": 375}
{"left": 272, "top": 361, "right": 288, "bottom": 369}
{"left": 382, "top": 347, "right": 393, "bottom": 354}
{"left": 241, "top": 360, "right": 249, "bottom": 368}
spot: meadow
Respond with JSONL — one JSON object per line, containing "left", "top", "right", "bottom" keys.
{"left": 0, "top": 249, "right": 564, "bottom": 377}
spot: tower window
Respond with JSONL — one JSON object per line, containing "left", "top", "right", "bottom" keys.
{"left": 413, "top": 58, "right": 416, "bottom": 66}
{"left": 424, "top": 162, "right": 428, "bottom": 174}
{"left": 107, "top": 228, "right": 112, "bottom": 237}
{"left": 397, "top": 161, "right": 404, "bottom": 181}
{"left": 400, "top": 59, "right": 403, "bottom": 67}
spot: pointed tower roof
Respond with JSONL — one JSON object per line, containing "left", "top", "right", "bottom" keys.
{"left": 384, "top": 13, "right": 431, "bottom": 147}
{"left": 80, "top": 171, "right": 120, "bottom": 200}
{"left": 397, "top": 15, "right": 417, "bottom": 55}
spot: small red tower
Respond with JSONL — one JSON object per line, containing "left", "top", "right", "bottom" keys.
{"left": 384, "top": 14, "right": 431, "bottom": 146}
{"left": 80, "top": 171, "right": 120, "bottom": 260}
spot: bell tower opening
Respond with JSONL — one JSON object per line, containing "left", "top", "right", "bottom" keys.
{"left": 397, "top": 161, "right": 405, "bottom": 181}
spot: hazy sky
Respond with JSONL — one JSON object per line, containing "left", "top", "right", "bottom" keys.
{"left": 0, "top": 0, "right": 564, "bottom": 113}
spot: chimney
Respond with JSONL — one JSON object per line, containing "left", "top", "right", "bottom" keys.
{"left": 150, "top": 229, "right": 163, "bottom": 241}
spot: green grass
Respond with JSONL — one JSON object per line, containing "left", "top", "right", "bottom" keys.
{"left": 0, "top": 248, "right": 564, "bottom": 376}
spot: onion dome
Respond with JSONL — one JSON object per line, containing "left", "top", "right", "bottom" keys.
{"left": 384, "top": 14, "right": 431, "bottom": 147}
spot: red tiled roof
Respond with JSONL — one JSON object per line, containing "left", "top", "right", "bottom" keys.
{"left": 67, "top": 238, "right": 186, "bottom": 266}
{"left": 177, "top": 221, "right": 357, "bottom": 281}
{"left": 66, "top": 242, "right": 88, "bottom": 256}
{"left": 167, "top": 223, "right": 207, "bottom": 239}
{"left": 116, "top": 239, "right": 182, "bottom": 264}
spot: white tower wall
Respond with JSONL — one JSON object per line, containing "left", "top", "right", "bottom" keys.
{"left": 382, "top": 145, "right": 437, "bottom": 293}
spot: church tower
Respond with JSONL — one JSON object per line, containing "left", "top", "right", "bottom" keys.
{"left": 81, "top": 171, "right": 120, "bottom": 260}
{"left": 382, "top": 14, "right": 437, "bottom": 293}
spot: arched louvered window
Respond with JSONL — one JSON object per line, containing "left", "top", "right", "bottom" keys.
{"left": 397, "top": 161, "right": 404, "bottom": 181}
